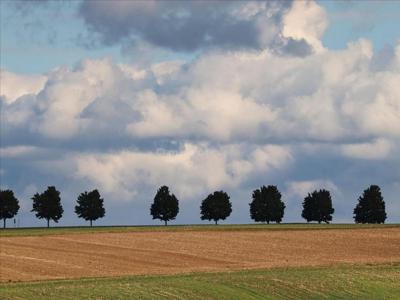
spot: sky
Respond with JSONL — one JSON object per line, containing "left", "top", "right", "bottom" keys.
{"left": 0, "top": 0, "right": 399, "bottom": 227}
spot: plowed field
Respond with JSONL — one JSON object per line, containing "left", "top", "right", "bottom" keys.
{"left": 1, "top": 228, "right": 399, "bottom": 282}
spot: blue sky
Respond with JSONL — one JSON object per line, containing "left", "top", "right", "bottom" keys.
{"left": 1, "top": 0, "right": 399, "bottom": 227}
{"left": 1, "top": 1, "right": 123, "bottom": 73}
{"left": 320, "top": 0, "right": 400, "bottom": 50}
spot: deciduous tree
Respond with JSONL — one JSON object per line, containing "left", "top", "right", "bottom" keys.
{"left": 150, "top": 186, "right": 179, "bottom": 225}
{"left": 0, "top": 189, "right": 20, "bottom": 228}
{"left": 75, "top": 189, "right": 105, "bottom": 226}
{"left": 31, "top": 186, "right": 63, "bottom": 227}
{"left": 249, "top": 185, "right": 285, "bottom": 224}
{"left": 354, "top": 185, "right": 386, "bottom": 224}
{"left": 301, "top": 189, "right": 334, "bottom": 224}
{"left": 200, "top": 191, "right": 232, "bottom": 225}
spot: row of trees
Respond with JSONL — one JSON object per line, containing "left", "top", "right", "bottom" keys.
{"left": 0, "top": 185, "right": 387, "bottom": 228}
{"left": 0, "top": 187, "right": 105, "bottom": 228}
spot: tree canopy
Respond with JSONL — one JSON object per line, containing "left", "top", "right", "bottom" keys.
{"left": 75, "top": 189, "right": 105, "bottom": 226}
{"left": 0, "top": 189, "right": 20, "bottom": 228}
{"left": 301, "top": 189, "right": 334, "bottom": 224}
{"left": 200, "top": 190, "right": 232, "bottom": 225}
{"left": 150, "top": 186, "right": 179, "bottom": 225}
{"left": 249, "top": 185, "right": 285, "bottom": 224}
{"left": 31, "top": 186, "right": 63, "bottom": 227}
{"left": 354, "top": 185, "right": 386, "bottom": 224}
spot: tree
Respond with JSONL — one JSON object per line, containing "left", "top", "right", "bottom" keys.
{"left": 75, "top": 189, "right": 105, "bottom": 227}
{"left": 31, "top": 186, "right": 63, "bottom": 228}
{"left": 0, "top": 189, "right": 20, "bottom": 228}
{"left": 150, "top": 186, "right": 179, "bottom": 225}
{"left": 249, "top": 185, "right": 285, "bottom": 224}
{"left": 200, "top": 191, "right": 232, "bottom": 225}
{"left": 354, "top": 185, "right": 386, "bottom": 224}
{"left": 301, "top": 189, "right": 334, "bottom": 224}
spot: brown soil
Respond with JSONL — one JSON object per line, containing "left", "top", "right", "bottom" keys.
{"left": 1, "top": 228, "right": 399, "bottom": 282}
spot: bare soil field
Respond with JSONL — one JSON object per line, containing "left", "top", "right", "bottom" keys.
{"left": 1, "top": 228, "right": 399, "bottom": 282}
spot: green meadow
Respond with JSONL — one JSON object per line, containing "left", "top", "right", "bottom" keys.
{"left": 1, "top": 264, "right": 399, "bottom": 300}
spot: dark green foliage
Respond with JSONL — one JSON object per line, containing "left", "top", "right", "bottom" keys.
{"left": 200, "top": 190, "right": 232, "bottom": 225}
{"left": 150, "top": 186, "right": 179, "bottom": 225}
{"left": 31, "top": 186, "right": 63, "bottom": 228}
{"left": 354, "top": 185, "right": 386, "bottom": 224}
{"left": 75, "top": 189, "right": 105, "bottom": 226}
{"left": 0, "top": 189, "right": 20, "bottom": 228}
{"left": 249, "top": 185, "right": 285, "bottom": 224}
{"left": 301, "top": 189, "right": 334, "bottom": 224}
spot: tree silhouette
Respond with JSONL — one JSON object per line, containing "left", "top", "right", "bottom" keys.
{"left": 0, "top": 189, "right": 20, "bottom": 228}
{"left": 249, "top": 185, "right": 285, "bottom": 224}
{"left": 150, "top": 186, "right": 179, "bottom": 225}
{"left": 301, "top": 189, "right": 334, "bottom": 224}
{"left": 31, "top": 186, "right": 63, "bottom": 228}
{"left": 200, "top": 191, "right": 232, "bottom": 225}
{"left": 354, "top": 185, "right": 386, "bottom": 224}
{"left": 75, "top": 189, "right": 105, "bottom": 227}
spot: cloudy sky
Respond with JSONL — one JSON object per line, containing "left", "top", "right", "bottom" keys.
{"left": 1, "top": 0, "right": 399, "bottom": 227}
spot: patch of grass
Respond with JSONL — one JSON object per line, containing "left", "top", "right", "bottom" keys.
{"left": 1, "top": 223, "right": 398, "bottom": 237}
{"left": 1, "top": 264, "right": 399, "bottom": 299}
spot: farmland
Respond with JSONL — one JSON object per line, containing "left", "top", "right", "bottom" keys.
{"left": 1, "top": 224, "right": 399, "bottom": 299}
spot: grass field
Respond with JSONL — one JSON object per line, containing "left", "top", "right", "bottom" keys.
{"left": 1, "top": 264, "right": 399, "bottom": 299}
{"left": 1, "top": 223, "right": 399, "bottom": 237}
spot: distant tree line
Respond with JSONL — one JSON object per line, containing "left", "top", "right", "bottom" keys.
{"left": 0, "top": 184, "right": 387, "bottom": 228}
{"left": 0, "top": 187, "right": 105, "bottom": 228}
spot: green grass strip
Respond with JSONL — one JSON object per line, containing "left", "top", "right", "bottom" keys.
{"left": 1, "top": 264, "right": 399, "bottom": 299}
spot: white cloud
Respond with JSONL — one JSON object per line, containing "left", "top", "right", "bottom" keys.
{"left": 73, "top": 143, "right": 292, "bottom": 202}
{"left": 282, "top": 0, "right": 328, "bottom": 52}
{"left": 0, "top": 146, "right": 40, "bottom": 158}
{"left": 0, "top": 70, "right": 47, "bottom": 104}
{"left": 341, "top": 138, "right": 393, "bottom": 160}
{"left": 1, "top": 3, "right": 400, "bottom": 223}
{"left": 285, "top": 180, "right": 340, "bottom": 199}
{"left": 2, "top": 39, "right": 400, "bottom": 147}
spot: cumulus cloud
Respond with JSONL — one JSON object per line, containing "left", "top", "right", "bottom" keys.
{"left": 2, "top": 39, "right": 400, "bottom": 148}
{"left": 3, "top": 38, "right": 399, "bottom": 147}
{"left": 0, "top": 146, "right": 40, "bottom": 158}
{"left": 1, "top": 2, "right": 400, "bottom": 223}
{"left": 285, "top": 180, "right": 340, "bottom": 199}
{"left": 78, "top": 0, "right": 318, "bottom": 56}
{"left": 0, "top": 70, "right": 47, "bottom": 104}
{"left": 282, "top": 0, "right": 328, "bottom": 52}
{"left": 341, "top": 138, "right": 393, "bottom": 160}
{"left": 72, "top": 143, "right": 292, "bottom": 202}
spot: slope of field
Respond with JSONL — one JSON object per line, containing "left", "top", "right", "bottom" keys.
{"left": 1, "top": 223, "right": 399, "bottom": 237}
{"left": 1, "top": 227, "right": 399, "bottom": 282}
{"left": 1, "top": 264, "right": 399, "bottom": 300}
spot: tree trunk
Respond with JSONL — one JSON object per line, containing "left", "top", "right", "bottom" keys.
{"left": 164, "top": 220, "right": 167, "bottom": 226}
{"left": 90, "top": 220, "right": 92, "bottom": 227}
{"left": 47, "top": 219, "right": 50, "bottom": 228}
{"left": 267, "top": 220, "right": 270, "bottom": 224}
{"left": 215, "top": 220, "right": 218, "bottom": 225}
{"left": 318, "top": 220, "right": 321, "bottom": 224}
{"left": 3, "top": 218, "right": 6, "bottom": 229}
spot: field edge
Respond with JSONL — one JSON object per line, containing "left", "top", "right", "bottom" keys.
{"left": 1, "top": 223, "right": 399, "bottom": 237}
